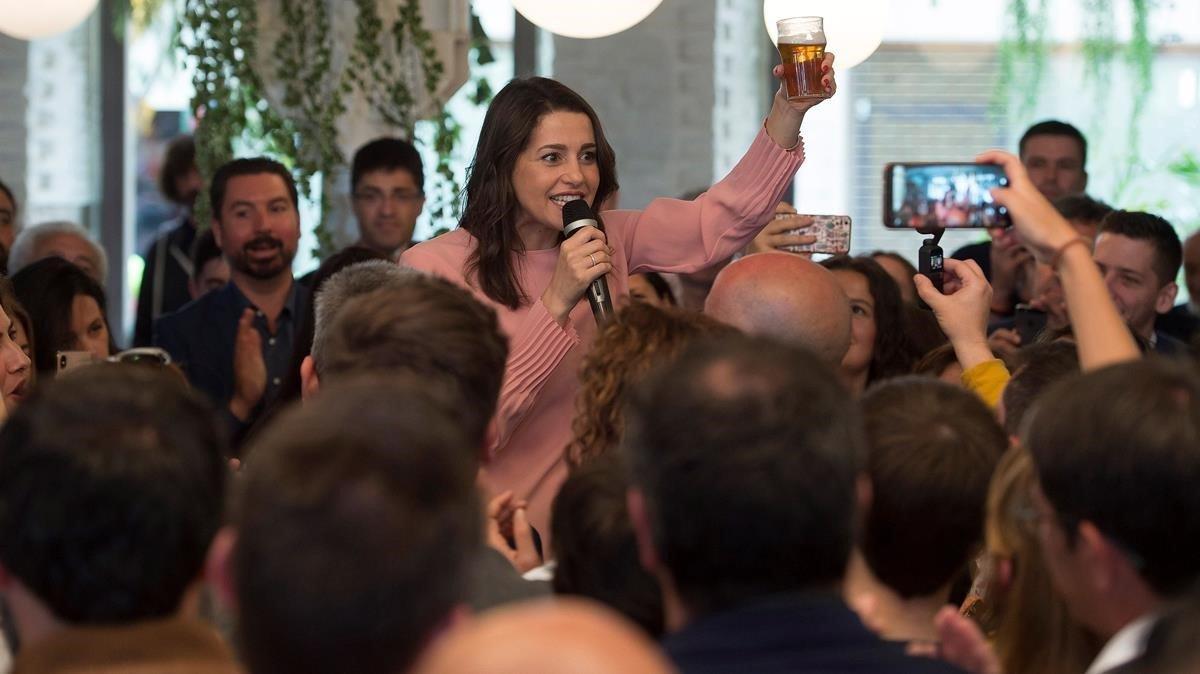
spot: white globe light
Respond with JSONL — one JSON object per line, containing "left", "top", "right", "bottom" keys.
{"left": 513, "top": 0, "right": 664, "bottom": 39}
{"left": 763, "top": 0, "right": 888, "bottom": 69}
{"left": 0, "top": 0, "right": 99, "bottom": 40}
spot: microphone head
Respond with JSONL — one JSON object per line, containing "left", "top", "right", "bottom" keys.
{"left": 562, "top": 199, "right": 595, "bottom": 228}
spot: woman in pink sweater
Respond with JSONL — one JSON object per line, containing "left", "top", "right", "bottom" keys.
{"left": 402, "top": 60, "right": 837, "bottom": 539}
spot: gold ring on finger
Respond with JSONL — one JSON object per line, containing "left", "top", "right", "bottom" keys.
{"left": 589, "top": 254, "right": 596, "bottom": 267}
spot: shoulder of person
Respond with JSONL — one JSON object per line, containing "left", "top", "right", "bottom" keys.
{"left": 156, "top": 284, "right": 235, "bottom": 332}
{"left": 401, "top": 229, "right": 475, "bottom": 274}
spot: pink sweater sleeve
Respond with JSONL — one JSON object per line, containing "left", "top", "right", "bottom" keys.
{"left": 400, "top": 240, "right": 581, "bottom": 457}
{"left": 618, "top": 127, "right": 805, "bottom": 274}
{"left": 491, "top": 300, "right": 581, "bottom": 454}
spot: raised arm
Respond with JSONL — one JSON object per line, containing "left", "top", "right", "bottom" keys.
{"left": 915, "top": 258, "right": 1010, "bottom": 406}
{"left": 618, "top": 55, "right": 838, "bottom": 275}
{"left": 977, "top": 150, "right": 1140, "bottom": 370}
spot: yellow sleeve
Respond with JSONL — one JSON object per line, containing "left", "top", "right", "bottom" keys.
{"left": 961, "top": 359, "right": 1012, "bottom": 408}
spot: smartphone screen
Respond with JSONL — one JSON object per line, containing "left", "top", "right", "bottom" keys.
{"left": 781, "top": 214, "right": 851, "bottom": 255}
{"left": 884, "top": 163, "right": 1010, "bottom": 229}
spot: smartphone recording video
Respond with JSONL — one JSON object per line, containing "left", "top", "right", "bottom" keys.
{"left": 884, "top": 163, "right": 1010, "bottom": 229}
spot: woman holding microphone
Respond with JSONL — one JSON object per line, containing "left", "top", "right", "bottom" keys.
{"left": 402, "top": 58, "right": 837, "bottom": 540}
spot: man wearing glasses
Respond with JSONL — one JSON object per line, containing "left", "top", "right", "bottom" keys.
{"left": 350, "top": 137, "right": 426, "bottom": 259}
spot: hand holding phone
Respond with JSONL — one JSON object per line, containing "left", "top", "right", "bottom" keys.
{"left": 972, "top": 151, "right": 1083, "bottom": 262}
{"left": 747, "top": 207, "right": 817, "bottom": 255}
{"left": 782, "top": 214, "right": 851, "bottom": 255}
{"left": 913, "top": 258, "right": 995, "bottom": 372}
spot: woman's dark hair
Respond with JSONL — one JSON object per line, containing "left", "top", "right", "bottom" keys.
{"left": 159, "top": 136, "right": 196, "bottom": 206}
{"left": 11, "top": 257, "right": 117, "bottom": 375}
{"left": 460, "top": 77, "right": 619, "bottom": 309}
{"left": 640, "top": 271, "right": 676, "bottom": 305}
{"left": 821, "top": 255, "right": 919, "bottom": 384}
{"left": 0, "top": 276, "right": 35, "bottom": 381}
{"left": 0, "top": 179, "right": 16, "bottom": 216}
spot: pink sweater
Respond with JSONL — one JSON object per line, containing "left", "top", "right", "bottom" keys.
{"left": 401, "top": 128, "right": 804, "bottom": 538}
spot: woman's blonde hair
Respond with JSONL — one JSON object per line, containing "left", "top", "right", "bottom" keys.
{"left": 983, "top": 445, "right": 1100, "bottom": 674}
{"left": 565, "top": 302, "right": 734, "bottom": 467}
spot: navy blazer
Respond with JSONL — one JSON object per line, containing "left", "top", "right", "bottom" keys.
{"left": 153, "top": 281, "right": 308, "bottom": 410}
{"left": 664, "top": 593, "right": 964, "bottom": 674}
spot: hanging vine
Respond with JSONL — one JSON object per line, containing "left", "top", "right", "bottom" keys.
{"left": 273, "top": 0, "right": 344, "bottom": 254}
{"left": 179, "top": 0, "right": 298, "bottom": 227}
{"left": 1112, "top": 0, "right": 1155, "bottom": 199}
{"left": 994, "top": 0, "right": 1049, "bottom": 117}
{"left": 998, "top": 0, "right": 1161, "bottom": 201}
{"left": 178, "top": 0, "right": 484, "bottom": 256}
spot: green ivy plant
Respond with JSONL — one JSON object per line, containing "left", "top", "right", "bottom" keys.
{"left": 179, "top": 0, "right": 298, "bottom": 228}
{"left": 997, "top": 0, "right": 1158, "bottom": 199}
{"left": 995, "top": 0, "right": 1049, "bottom": 116}
{"left": 178, "top": 0, "right": 486, "bottom": 256}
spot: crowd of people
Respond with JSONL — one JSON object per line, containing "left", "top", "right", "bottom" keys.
{"left": 0, "top": 50, "right": 1195, "bottom": 674}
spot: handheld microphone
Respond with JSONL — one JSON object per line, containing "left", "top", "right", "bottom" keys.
{"left": 562, "top": 199, "right": 615, "bottom": 324}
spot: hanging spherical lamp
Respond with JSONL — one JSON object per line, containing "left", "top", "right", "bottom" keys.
{"left": 513, "top": 0, "right": 664, "bottom": 39}
{"left": 0, "top": 0, "right": 100, "bottom": 41}
{"left": 763, "top": 0, "right": 888, "bottom": 69}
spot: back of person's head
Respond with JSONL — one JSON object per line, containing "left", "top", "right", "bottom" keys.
{"left": 859, "top": 377, "right": 1006, "bottom": 598}
{"left": 904, "top": 303, "right": 948, "bottom": 359}
{"left": 312, "top": 276, "right": 507, "bottom": 449}
{"left": 983, "top": 446, "right": 1101, "bottom": 674}
{"left": 1053, "top": 194, "right": 1112, "bottom": 228}
{"left": 12, "top": 256, "right": 114, "bottom": 374}
{"left": 704, "top": 252, "right": 851, "bottom": 366}
{"left": 624, "top": 333, "right": 863, "bottom": 616}
{"left": 552, "top": 457, "right": 664, "bottom": 638}
{"left": 912, "top": 342, "right": 960, "bottom": 382}
{"left": 159, "top": 135, "right": 197, "bottom": 206}
{"left": 209, "top": 157, "right": 299, "bottom": 218}
{"left": 8, "top": 220, "right": 108, "bottom": 281}
{"left": 1025, "top": 359, "right": 1200, "bottom": 597}
{"left": 309, "top": 246, "right": 393, "bottom": 296}
{"left": 1097, "top": 210, "right": 1181, "bottom": 287}
{"left": 567, "top": 301, "right": 735, "bottom": 466}
{"left": 231, "top": 375, "right": 480, "bottom": 674}
{"left": 0, "top": 364, "right": 225, "bottom": 623}
{"left": 413, "top": 599, "right": 674, "bottom": 674}
{"left": 1019, "top": 120, "right": 1088, "bottom": 164}
{"left": 312, "top": 259, "right": 418, "bottom": 334}
{"left": 351, "top": 137, "right": 425, "bottom": 193}
{"left": 190, "top": 227, "right": 222, "bottom": 276}
{"left": 1001, "top": 341, "right": 1080, "bottom": 436}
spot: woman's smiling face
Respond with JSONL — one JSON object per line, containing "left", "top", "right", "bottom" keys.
{"left": 511, "top": 110, "right": 599, "bottom": 250}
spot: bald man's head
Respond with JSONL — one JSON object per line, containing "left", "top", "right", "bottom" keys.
{"left": 415, "top": 599, "right": 674, "bottom": 674}
{"left": 705, "top": 253, "right": 852, "bottom": 365}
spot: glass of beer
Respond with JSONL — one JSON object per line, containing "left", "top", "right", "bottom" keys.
{"left": 776, "top": 16, "right": 828, "bottom": 101}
